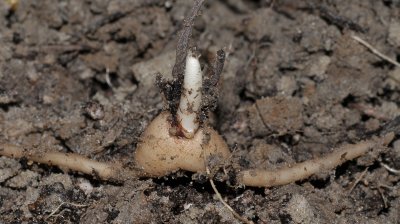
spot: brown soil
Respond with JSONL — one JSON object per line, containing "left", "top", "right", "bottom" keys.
{"left": 1, "top": 0, "right": 400, "bottom": 223}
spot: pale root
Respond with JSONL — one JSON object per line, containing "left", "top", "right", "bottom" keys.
{"left": 239, "top": 133, "right": 394, "bottom": 187}
{"left": 176, "top": 54, "right": 203, "bottom": 138}
{"left": 0, "top": 144, "right": 117, "bottom": 180}
{"left": 134, "top": 111, "right": 231, "bottom": 176}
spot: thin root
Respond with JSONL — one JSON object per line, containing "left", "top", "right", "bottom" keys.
{"left": 206, "top": 167, "right": 253, "bottom": 224}
{"left": 46, "top": 202, "right": 88, "bottom": 220}
{"left": 351, "top": 35, "right": 400, "bottom": 68}
{"left": 351, "top": 35, "right": 400, "bottom": 83}
{"left": 348, "top": 167, "right": 368, "bottom": 194}
{"left": 380, "top": 162, "right": 400, "bottom": 175}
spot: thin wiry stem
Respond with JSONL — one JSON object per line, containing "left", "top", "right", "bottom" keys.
{"left": 351, "top": 35, "right": 400, "bottom": 68}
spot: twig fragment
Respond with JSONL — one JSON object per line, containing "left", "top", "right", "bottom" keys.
{"left": 376, "top": 186, "right": 388, "bottom": 208}
{"left": 351, "top": 35, "right": 400, "bottom": 68}
{"left": 348, "top": 167, "right": 368, "bottom": 194}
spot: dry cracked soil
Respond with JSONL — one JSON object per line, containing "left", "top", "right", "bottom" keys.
{"left": 1, "top": 0, "right": 400, "bottom": 223}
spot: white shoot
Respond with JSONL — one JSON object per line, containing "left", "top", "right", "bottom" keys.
{"left": 176, "top": 52, "right": 203, "bottom": 138}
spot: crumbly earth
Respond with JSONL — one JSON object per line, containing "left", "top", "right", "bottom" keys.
{"left": 1, "top": 0, "right": 400, "bottom": 223}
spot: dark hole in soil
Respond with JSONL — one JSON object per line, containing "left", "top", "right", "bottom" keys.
{"left": 152, "top": 173, "right": 197, "bottom": 189}
{"left": 36, "top": 163, "right": 66, "bottom": 177}
{"left": 377, "top": 86, "right": 397, "bottom": 102}
{"left": 245, "top": 186, "right": 267, "bottom": 197}
{"left": 251, "top": 215, "right": 260, "bottom": 223}
{"left": 279, "top": 66, "right": 298, "bottom": 73}
{"left": 365, "top": 161, "right": 381, "bottom": 172}
{"left": 90, "top": 76, "right": 115, "bottom": 94}
{"left": 5, "top": 10, "right": 16, "bottom": 28}
{"left": 371, "top": 60, "right": 393, "bottom": 69}
{"left": 278, "top": 134, "right": 298, "bottom": 146}
{"left": 334, "top": 160, "right": 356, "bottom": 180}
{"left": 366, "top": 97, "right": 381, "bottom": 106}
{"left": 152, "top": 172, "right": 243, "bottom": 196}
{"left": 239, "top": 88, "right": 256, "bottom": 103}
{"left": 378, "top": 206, "right": 390, "bottom": 215}
{"left": 114, "top": 36, "right": 136, "bottom": 44}
{"left": 150, "top": 172, "right": 250, "bottom": 215}
{"left": 107, "top": 72, "right": 119, "bottom": 87}
{"left": 278, "top": 212, "right": 293, "bottom": 224}
{"left": 382, "top": 0, "right": 393, "bottom": 7}
{"left": 308, "top": 176, "right": 331, "bottom": 189}
{"left": 0, "top": 102, "right": 20, "bottom": 112}
{"left": 341, "top": 94, "right": 355, "bottom": 108}
{"left": 106, "top": 208, "right": 120, "bottom": 223}
{"left": 12, "top": 32, "right": 22, "bottom": 44}
{"left": 361, "top": 113, "right": 371, "bottom": 122}
{"left": 19, "top": 157, "right": 30, "bottom": 170}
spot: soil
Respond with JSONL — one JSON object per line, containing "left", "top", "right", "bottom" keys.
{"left": 1, "top": 0, "right": 400, "bottom": 223}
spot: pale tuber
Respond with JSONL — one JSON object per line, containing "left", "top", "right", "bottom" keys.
{"left": 134, "top": 111, "right": 230, "bottom": 176}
